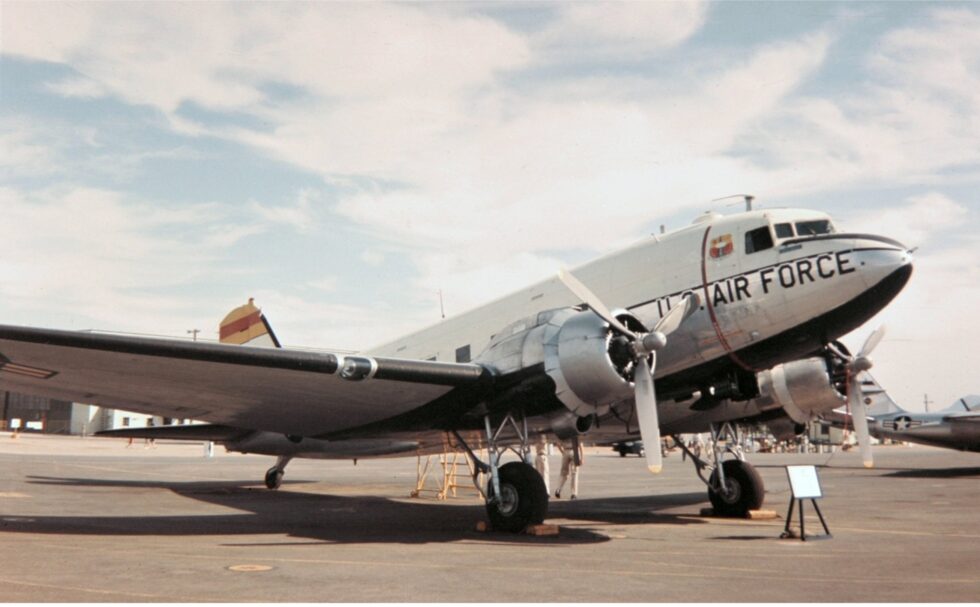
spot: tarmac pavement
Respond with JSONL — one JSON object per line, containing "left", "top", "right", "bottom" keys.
{"left": 0, "top": 432, "right": 978, "bottom": 602}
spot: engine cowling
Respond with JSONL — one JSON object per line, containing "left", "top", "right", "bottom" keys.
{"left": 477, "top": 307, "right": 639, "bottom": 420}
{"left": 753, "top": 357, "right": 846, "bottom": 424}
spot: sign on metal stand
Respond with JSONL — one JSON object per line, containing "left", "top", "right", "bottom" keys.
{"left": 780, "top": 465, "right": 831, "bottom": 541}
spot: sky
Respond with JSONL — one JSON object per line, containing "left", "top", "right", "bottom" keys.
{"left": 1, "top": 1, "right": 978, "bottom": 412}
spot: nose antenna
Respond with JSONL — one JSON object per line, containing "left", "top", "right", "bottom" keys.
{"left": 712, "top": 194, "right": 755, "bottom": 211}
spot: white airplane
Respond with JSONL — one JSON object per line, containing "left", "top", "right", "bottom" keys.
{"left": 823, "top": 372, "right": 980, "bottom": 454}
{"left": 0, "top": 206, "right": 913, "bottom": 532}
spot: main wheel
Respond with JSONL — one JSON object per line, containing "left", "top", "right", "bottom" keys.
{"left": 485, "top": 461, "right": 548, "bottom": 533}
{"left": 265, "top": 467, "right": 283, "bottom": 490}
{"left": 708, "top": 459, "right": 764, "bottom": 517}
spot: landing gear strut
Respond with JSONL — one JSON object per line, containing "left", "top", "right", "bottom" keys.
{"left": 264, "top": 455, "right": 292, "bottom": 490}
{"left": 454, "top": 411, "right": 548, "bottom": 532}
{"left": 673, "top": 422, "right": 764, "bottom": 517}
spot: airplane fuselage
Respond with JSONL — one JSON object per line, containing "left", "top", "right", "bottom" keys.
{"left": 370, "top": 208, "right": 912, "bottom": 414}
{"left": 872, "top": 413, "right": 980, "bottom": 452}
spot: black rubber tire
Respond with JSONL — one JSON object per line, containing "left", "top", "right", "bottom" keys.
{"left": 619, "top": 451, "right": 626, "bottom": 457}
{"left": 265, "top": 467, "right": 283, "bottom": 490}
{"left": 485, "top": 461, "right": 549, "bottom": 533}
{"left": 708, "top": 460, "right": 765, "bottom": 517}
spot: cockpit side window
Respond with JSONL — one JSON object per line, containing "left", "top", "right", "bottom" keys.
{"left": 774, "top": 222, "right": 794, "bottom": 239}
{"left": 744, "top": 226, "right": 774, "bottom": 254}
{"left": 795, "top": 219, "right": 833, "bottom": 236}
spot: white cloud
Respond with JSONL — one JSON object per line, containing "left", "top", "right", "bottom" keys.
{"left": 244, "top": 289, "right": 432, "bottom": 352}
{"left": 532, "top": 1, "right": 709, "bottom": 62}
{"left": 0, "top": 122, "right": 56, "bottom": 177}
{"left": 0, "top": 116, "right": 178, "bottom": 183}
{"left": 248, "top": 188, "right": 320, "bottom": 234}
{"left": 416, "top": 251, "right": 566, "bottom": 317}
{"left": 306, "top": 277, "right": 338, "bottom": 293}
{"left": 2, "top": 2, "right": 529, "bottom": 114}
{"left": 361, "top": 250, "right": 386, "bottom": 267}
{"left": 745, "top": 9, "right": 980, "bottom": 194}
{"left": 844, "top": 192, "right": 970, "bottom": 248}
{"left": 1, "top": 1, "right": 824, "bottom": 276}
{"left": 44, "top": 76, "right": 107, "bottom": 99}
{"left": 0, "top": 186, "right": 268, "bottom": 332}
{"left": 869, "top": 8, "right": 980, "bottom": 113}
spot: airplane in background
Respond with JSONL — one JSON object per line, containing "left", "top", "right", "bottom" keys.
{"left": 0, "top": 206, "right": 913, "bottom": 532}
{"left": 822, "top": 373, "right": 980, "bottom": 454}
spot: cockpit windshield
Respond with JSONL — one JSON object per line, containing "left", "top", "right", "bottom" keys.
{"left": 795, "top": 219, "right": 834, "bottom": 236}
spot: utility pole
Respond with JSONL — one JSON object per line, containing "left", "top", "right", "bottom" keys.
{"left": 923, "top": 393, "right": 933, "bottom": 412}
{"left": 187, "top": 329, "right": 201, "bottom": 342}
{"left": 437, "top": 290, "right": 445, "bottom": 320}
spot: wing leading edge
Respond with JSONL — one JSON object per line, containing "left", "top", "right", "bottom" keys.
{"left": 0, "top": 324, "right": 492, "bottom": 437}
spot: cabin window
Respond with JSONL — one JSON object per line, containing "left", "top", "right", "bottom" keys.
{"left": 774, "top": 222, "right": 794, "bottom": 239}
{"left": 455, "top": 345, "right": 471, "bottom": 363}
{"left": 796, "top": 220, "right": 833, "bottom": 236}
{"left": 744, "top": 226, "right": 774, "bottom": 254}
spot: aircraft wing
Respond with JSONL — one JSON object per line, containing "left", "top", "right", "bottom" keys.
{"left": 818, "top": 408, "right": 870, "bottom": 428}
{"left": 0, "top": 325, "right": 491, "bottom": 437}
{"left": 96, "top": 424, "right": 250, "bottom": 441}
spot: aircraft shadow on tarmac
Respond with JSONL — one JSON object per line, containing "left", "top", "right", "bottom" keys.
{"left": 881, "top": 466, "right": 980, "bottom": 479}
{"left": 3, "top": 476, "right": 709, "bottom": 546}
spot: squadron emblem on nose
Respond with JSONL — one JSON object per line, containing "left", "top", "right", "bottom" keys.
{"left": 709, "top": 234, "right": 734, "bottom": 258}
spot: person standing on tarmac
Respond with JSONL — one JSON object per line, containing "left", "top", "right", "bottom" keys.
{"left": 554, "top": 438, "right": 583, "bottom": 499}
{"left": 534, "top": 435, "right": 551, "bottom": 496}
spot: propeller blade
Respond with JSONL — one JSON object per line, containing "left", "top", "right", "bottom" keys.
{"left": 633, "top": 354, "right": 663, "bottom": 473}
{"left": 858, "top": 325, "right": 886, "bottom": 359}
{"left": 848, "top": 371, "right": 874, "bottom": 468}
{"left": 557, "top": 269, "right": 637, "bottom": 338}
{"left": 652, "top": 293, "right": 700, "bottom": 337}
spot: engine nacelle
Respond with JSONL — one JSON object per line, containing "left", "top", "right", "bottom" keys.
{"left": 544, "top": 310, "right": 635, "bottom": 417}
{"left": 753, "top": 357, "right": 845, "bottom": 424}
{"left": 477, "top": 307, "right": 636, "bottom": 420}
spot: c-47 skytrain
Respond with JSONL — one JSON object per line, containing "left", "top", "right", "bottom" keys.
{"left": 0, "top": 206, "right": 913, "bottom": 532}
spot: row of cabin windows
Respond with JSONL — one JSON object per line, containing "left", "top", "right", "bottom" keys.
{"left": 744, "top": 219, "right": 834, "bottom": 254}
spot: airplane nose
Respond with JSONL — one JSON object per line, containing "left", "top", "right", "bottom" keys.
{"left": 851, "top": 235, "right": 913, "bottom": 301}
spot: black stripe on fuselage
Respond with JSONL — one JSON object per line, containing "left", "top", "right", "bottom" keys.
{"left": 782, "top": 232, "right": 907, "bottom": 249}
{"left": 654, "top": 262, "right": 913, "bottom": 398}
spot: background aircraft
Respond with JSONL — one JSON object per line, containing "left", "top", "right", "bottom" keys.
{"left": 823, "top": 373, "right": 980, "bottom": 454}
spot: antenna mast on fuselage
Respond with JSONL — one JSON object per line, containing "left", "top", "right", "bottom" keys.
{"left": 712, "top": 194, "right": 756, "bottom": 212}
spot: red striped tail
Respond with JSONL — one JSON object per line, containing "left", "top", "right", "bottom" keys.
{"left": 219, "top": 298, "right": 281, "bottom": 348}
